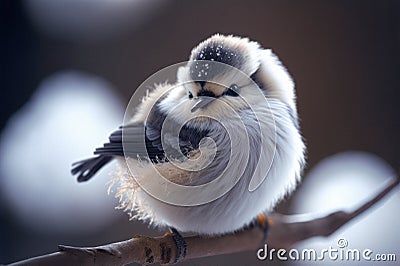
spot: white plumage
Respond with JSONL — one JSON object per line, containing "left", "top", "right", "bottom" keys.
{"left": 73, "top": 34, "right": 306, "bottom": 236}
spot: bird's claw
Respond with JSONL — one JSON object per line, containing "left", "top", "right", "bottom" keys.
{"left": 254, "top": 214, "right": 271, "bottom": 243}
{"left": 169, "top": 227, "right": 187, "bottom": 264}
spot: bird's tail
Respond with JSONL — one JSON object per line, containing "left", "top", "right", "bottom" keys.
{"left": 71, "top": 155, "right": 113, "bottom": 182}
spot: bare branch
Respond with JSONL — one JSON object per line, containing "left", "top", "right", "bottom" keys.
{"left": 9, "top": 178, "right": 399, "bottom": 265}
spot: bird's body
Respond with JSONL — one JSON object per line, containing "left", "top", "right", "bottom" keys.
{"left": 72, "top": 34, "right": 305, "bottom": 236}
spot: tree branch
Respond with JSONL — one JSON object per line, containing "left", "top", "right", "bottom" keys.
{"left": 9, "top": 177, "right": 399, "bottom": 265}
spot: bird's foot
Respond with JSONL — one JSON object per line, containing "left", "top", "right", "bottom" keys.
{"left": 166, "top": 227, "right": 187, "bottom": 264}
{"left": 253, "top": 214, "right": 271, "bottom": 243}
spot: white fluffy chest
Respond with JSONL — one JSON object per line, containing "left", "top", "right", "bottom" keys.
{"left": 112, "top": 100, "right": 305, "bottom": 235}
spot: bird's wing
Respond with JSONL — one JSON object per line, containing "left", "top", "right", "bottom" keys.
{"left": 94, "top": 120, "right": 209, "bottom": 163}
{"left": 71, "top": 123, "right": 167, "bottom": 182}
{"left": 93, "top": 123, "right": 166, "bottom": 162}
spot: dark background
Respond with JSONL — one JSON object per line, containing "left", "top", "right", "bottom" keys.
{"left": 1, "top": 0, "right": 399, "bottom": 265}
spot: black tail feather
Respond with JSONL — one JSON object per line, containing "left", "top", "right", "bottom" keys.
{"left": 71, "top": 155, "right": 113, "bottom": 182}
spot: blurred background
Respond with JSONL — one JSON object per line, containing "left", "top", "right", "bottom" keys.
{"left": 1, "top": 0, "right": 399, "bottom": 265}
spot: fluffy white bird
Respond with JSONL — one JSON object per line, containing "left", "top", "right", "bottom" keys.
{"left": 72, "top": 34, "right": 305, "bottom": 262}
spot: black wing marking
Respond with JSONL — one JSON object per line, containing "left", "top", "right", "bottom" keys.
{"left": 72, "top": 123, "right": 164, "bottom": 182}
{"left": 72, "top": 103, "right": 209, "bottom": 182}
{"left": 94, "top": 121, "right": 210, "bottom": 163}
{"left": 94, "top": 101, "right": 210, "bottom": 162}
{"left": 94, "top": 124, "right": 167, "bottom": 162}
{"left": 71, "top": 155, "right": 113, "bottom": 182}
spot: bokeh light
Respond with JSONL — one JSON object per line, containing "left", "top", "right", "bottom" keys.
{"left": 290, "top": 151, "right": 399, "bottom": 265}
{"left": 0, "top": 71, "right": 124, "bottom": 234}
{"left": 24, "top": 0, "right": 165, "bottom": 43}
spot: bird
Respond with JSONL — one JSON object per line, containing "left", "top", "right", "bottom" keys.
{"left": 72, "top": 34, "right": 306, "bottom": 263}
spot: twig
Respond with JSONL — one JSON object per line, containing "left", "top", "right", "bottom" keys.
{"left": 8, "top": 178, "right": 399, "bottom": 265}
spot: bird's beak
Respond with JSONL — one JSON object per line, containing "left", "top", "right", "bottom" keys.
{"left": 191, "top": 97, "right": 215, "bottom": 113}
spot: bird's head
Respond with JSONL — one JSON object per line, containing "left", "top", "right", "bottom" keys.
{"left": 176, "top": 34, "right": 296, "bottom": 118}
{"left": 162, "top": 34, "right": 296, "bottom": 124}
{"left": 176, "top": 34, "right": 261, "bottom": 114}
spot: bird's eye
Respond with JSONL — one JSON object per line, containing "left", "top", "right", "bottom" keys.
{"left": 224, "top": 84, "right": 239, "bottom": 97}
{"left": 188, "top": 91, "right": 193, "bottom": 99}
{"left": 230, "top": 84, "right": 239, "bottom": 91}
